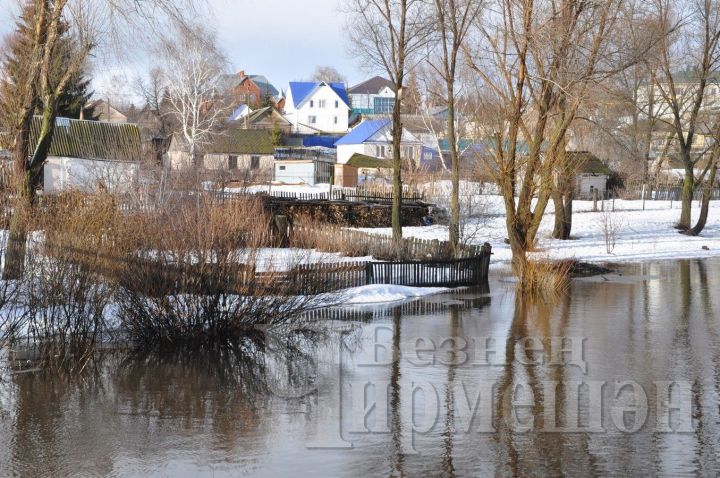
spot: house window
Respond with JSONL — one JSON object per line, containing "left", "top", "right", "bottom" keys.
{"left": 376, "top": 145, "right": 386, "bottom": 157}
{"left": 374, "top": 97, "right": 395, "bottom": 114}
{"left": 335, "top": 100, "right": 339, "bottom": 108}
{"left": 308, "top": 116, "right": 317, "bottom": 124}
{"left": 333, "top": 116, "right": 338, "bottom": 125}
{"left": 318, "top": 99, "right": 326, "bottom": 108}
{"left": 250, "top": 156, "right": 260, "bottom": 170}
{"left": 228, "top": 155, "right": 238, "bottom": 169}
{"left": 310, "top": 100, "right": 314, "bottom": 108}
{"left": 250, "top": 94, "right": 256, "bottom": 103}
{"left": 279, "top": 165, "right": 286, "bottom": 170}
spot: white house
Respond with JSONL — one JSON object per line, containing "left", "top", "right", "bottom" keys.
{"left": 283, "top": 81, "right": 350, "bottom": 134}
{"left": 334, "top": 119, "right": 423, "bottom": 165}
{"left": 29, "top": 117, "right": 143, "bottom": 194}
{"left": 348, "top": 76, "right": 396, "bottom": 115}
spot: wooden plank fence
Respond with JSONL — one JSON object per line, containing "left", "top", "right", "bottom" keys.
{"left": 217, "top": 187, "right": 425, "bottom": 204}
{"left": 294, "top": 225, "right": 485, "bottom": 260}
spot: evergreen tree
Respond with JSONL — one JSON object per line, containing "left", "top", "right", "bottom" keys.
{"left": 0, "top": 1, "right": 92, "bottom": 123}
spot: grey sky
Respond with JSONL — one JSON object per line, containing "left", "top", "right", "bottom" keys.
{"left": 0, "top": 0, "right": 373, "bottom": 101}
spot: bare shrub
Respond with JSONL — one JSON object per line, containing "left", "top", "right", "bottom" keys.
{"left": 13, "top": 193, "right": 120, "bottom": 368}
{"left": 596, "top": 209, "right": 625, "bottom": 254}
{"left": 111, "top": 194, "right": 324, "bottom": 349}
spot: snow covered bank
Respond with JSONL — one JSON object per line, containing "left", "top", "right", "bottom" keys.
{"left": 322, "top": 284, "right": 448, "bottom": 306}
{"left": 358, "top": 198, "right": 720, "bottom": 265}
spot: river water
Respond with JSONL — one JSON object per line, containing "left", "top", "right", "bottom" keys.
{"left": 1, "top": 258, "right": 719, "bottom": 477}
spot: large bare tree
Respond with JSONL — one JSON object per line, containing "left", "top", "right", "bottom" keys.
{"left": 347, "top": 0, "right": 432, "bottom": 242}
{"left": 466, "top": 0, "right": 623, "bottom": 283}
{"left": 159, "top": 22, "right": 228, "bottom": 165}
{"left": 428, "top": 0, "right": 483, "bottom": 254}
{"left": 650, "top": 0, "right": 720, "bottom": 233}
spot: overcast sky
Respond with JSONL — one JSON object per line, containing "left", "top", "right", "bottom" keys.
{"left": 0, "top": 0, "right": 372, "bottom": 101}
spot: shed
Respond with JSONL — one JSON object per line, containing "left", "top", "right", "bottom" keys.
{"left": 334, "top": 153, "right": 392, "bottom": 187}
{"left": 274, "top": 159, "right": 334, "bottom": 186}
{"left": 569, "top": 151, "right": 612, "bottom": 199}
{"left": 28, "top": 117, "right": 143, "bottom": 194}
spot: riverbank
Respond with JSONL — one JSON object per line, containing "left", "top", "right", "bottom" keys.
{"left": 359, "top": 198, "right": 720, "bottom": 265}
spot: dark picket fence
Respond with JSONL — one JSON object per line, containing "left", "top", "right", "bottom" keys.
{"left": 289, "top": 243, "right": 492, "bottom": 295}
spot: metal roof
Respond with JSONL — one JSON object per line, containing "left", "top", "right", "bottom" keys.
{"left": 334, "top": 119, "right": 390, "bottom": 146}
{"left": 288, "top": 82, "right": 350, "bottom": 108}
{"left": 348, "top": 76, "right": 395, "bottom": 95}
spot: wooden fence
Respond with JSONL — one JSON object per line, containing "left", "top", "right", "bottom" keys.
{"left": 624, "top": 182, "right": 720, "bottom": 201}
{"left": 293, "top": 225, "right": 485, "bottom": 260}
{"left": 289, "top": 244, "right": 492, "bottom": 295}
{"left": 218, "top": 186, "right": 425, "bottom": 204}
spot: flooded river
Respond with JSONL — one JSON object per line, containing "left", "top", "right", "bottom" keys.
{"left": 1, "top": 258, "right": 719, "bottom": 476}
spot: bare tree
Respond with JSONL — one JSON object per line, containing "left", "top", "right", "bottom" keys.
{"left": 428, "top": 0, "right": 483, "bottom": 255}
{"left": 466, "top": 0, "right": 623, "bottom": 283}
{"left": 346, "top": 0, "right": 432, "bottom": 242}
{"left": 159, "top": 22, "right": 228, "bottom": 166}
{"left": 310, "top": 65, "right": 347, "bottom": 84}
{"left": 650, "top": 0, "right": 720, "bottom": 232}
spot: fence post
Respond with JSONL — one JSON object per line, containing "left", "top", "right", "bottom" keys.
{"left": 365, "top": 262, "right": 374, "bottom": 285}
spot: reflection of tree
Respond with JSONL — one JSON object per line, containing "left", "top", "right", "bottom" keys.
{"left": 389, "top": 307, "right": 405, "bottom": 476}
{"left": 441, "top": 306, "right": 459, "bottom": 476}
{"left": 5, "top": 340, "right": 320, "bottom": 476}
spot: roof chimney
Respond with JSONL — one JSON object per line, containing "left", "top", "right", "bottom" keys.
{"left": 238, "top": 70, "right": 246, "bottom": 77}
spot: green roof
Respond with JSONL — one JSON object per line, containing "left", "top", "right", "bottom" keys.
{"left": 208, "top": 129, "right": 275, "bottom": 155}
{"left": 568, "top": 151, "right": 612, "bottom": 174}
{"left": 345, "top": 153, "right": 392, "bottom": 168}
{"left": 29, "top": 117, "right": 142, "bottom": 161}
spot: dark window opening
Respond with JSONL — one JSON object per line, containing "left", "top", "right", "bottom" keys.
{"left": 251, "top": 156, "right": 260, "bottom": 170}
{"left": 228, "top": 155, "right": 238, "bottom": 169}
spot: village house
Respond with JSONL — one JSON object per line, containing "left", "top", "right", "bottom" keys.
{"left": 31, "top": 117, "right": 143, "bottom": 194}
{"left": 229, "top": 106, "right": 292, "bottom": 133}
{"left": 348, "top": 76, "right": 396, "bottom": 115}
{"left": 166, "top": 129, "right": 276, "bottom": 180}
{"left": 283, "top": 81, "right": 351, "bottom": 135}
{"left": 202, "top": 129, "right": 276, "bottom": 182}
{"left": 81, "top": 99, "right": 127, "bottom": 123}
{"left": 334, "top": 119, "right": 423, "bottom": 164}
{"left": 218, "top": 71, "right": 284, "bottom": 109}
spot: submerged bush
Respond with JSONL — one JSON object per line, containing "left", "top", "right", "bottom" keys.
{"left": 518, "top": 258, "right": 572, "bottom": 297}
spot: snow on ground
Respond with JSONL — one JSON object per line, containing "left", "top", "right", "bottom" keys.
{"left": 254, "top": 248, "right": 372, "bottom": 272}
{"left": 324, "top": 284, "right": 448, "bottom": 305}
{"left": 227, "top": 184, "right": 336, "bottom": 195}
{"left": 359, "top": 198, "right": 720, "bottom": 265}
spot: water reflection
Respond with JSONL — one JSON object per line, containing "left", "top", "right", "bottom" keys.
{"left": 1, "top": 260, "right": 720, "bottom": 476}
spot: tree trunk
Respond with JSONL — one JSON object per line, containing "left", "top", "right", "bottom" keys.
{"left": 391, "top": 85, "right": 403, "bottom": 244}
{"left": 552, "top": 191, "right": 573, "bottom": 240}
{"left": 4, "top": 102, "right": 58, "bottom": 280}
{"left": 447, "top": 88, "right": 460, "bottom": 256}
{"left": 686, "top": 159, "right": 717, "bottom": 236}
{"left": 677, "top": 161, "right": 694, "bottom": 230}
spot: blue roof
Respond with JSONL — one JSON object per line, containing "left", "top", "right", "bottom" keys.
{"left": 288, "top": 81, "right": 350, "bottom": 108}
{"left": 334, "top": 120, "right": 391, "bottom": 146}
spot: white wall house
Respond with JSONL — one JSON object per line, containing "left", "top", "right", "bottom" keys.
{"left": 44, "top": 156, "right": 139, "bottom": 194}
{"left": 348, "top": 76, "right": 396, "bottom": 115}
{"left": 29, "top": 116, "right": 144, "bottom": 194}
{"left": 283, "top": 82, "right": 350, "bottom": 134}
{"left": 335, "top": 119, "right": 423, "bottom": 165}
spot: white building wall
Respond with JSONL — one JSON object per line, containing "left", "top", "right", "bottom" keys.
{"left": 284, "top": 84, "right": 349, "bottom": 134}
{"left": 337, "top": 144, "right": 367, "bottom": 164}
{"left": 274, "top": 161, "right": 317, "bottom": 185}
{"left": 44, "top": 156, "right": 139, "bottom": 194}
{"left": 576, "top": 174, "right": 608, "bottom": 197}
